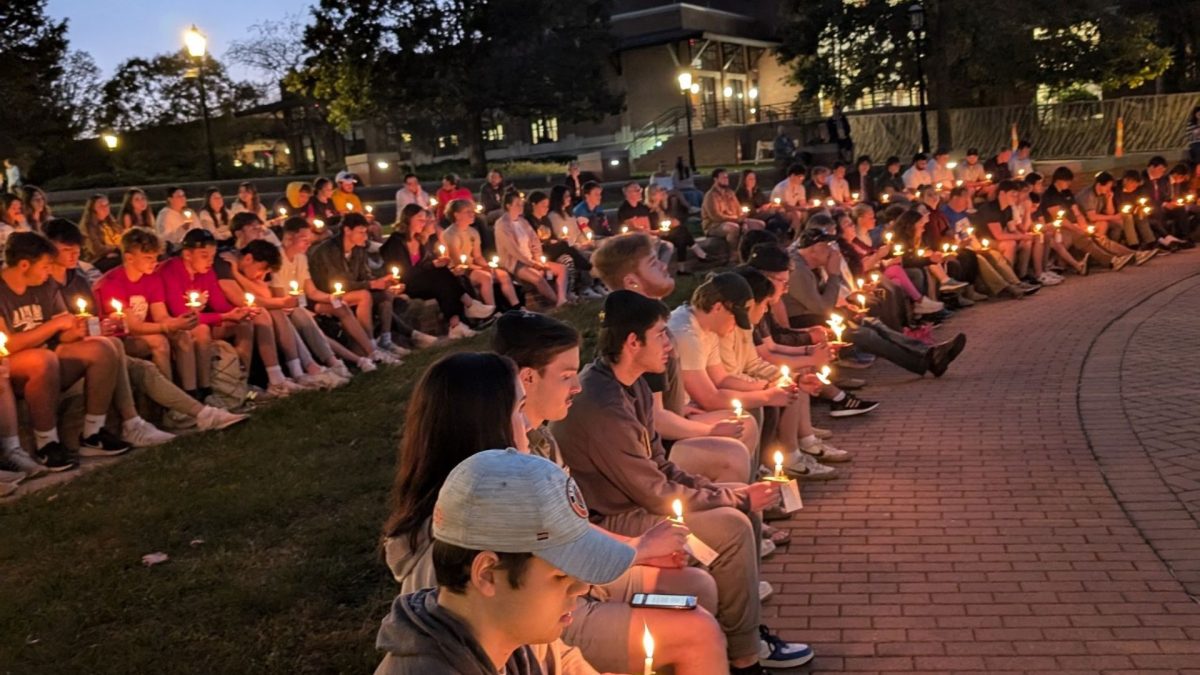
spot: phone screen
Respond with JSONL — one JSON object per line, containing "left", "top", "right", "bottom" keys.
{"left": 639, "top": 594, "right": 693, "bottom": 608}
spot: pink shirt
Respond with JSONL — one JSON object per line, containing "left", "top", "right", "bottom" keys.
{"left": 157, "top": 256, "right": 232, "bottom": 326}
{"left": 94, "top": 266, "right": 165, "bottom": 324}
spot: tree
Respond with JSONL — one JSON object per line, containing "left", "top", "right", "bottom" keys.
{"left": 299, "top": 0, "right": 623, "bottom": 175}
{"left": 225, "top": 14, "right": 309, "bottom": 95}
{"left": 56, "top": 50, "right": 103, "bottom": 137}
{"left": 0, "top": 1, "right": 74, "bottom": 174}
{"left": 98, "top": 51, "right": 261, "bottom": 131}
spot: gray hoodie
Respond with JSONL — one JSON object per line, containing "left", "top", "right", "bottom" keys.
{"left": 374, "top": 588, "right": 543, "bottom": 675}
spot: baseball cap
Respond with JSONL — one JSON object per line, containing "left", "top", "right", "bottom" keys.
{"left": 797, "top": 227, "right": 838, "bottom": 249}
{"left": 334, "top": 170, "right": 357, "bottom": 185}
{"left": 433, "top": 449, "right": 635, "bottom": 585}
{"left": 699, "top": 272, "right": 753, "bottom": 330}
{"left": 747, "top": 243, "right": 790, "bottom": 272}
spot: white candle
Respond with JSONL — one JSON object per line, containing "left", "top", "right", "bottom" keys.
{"left": 773, "top": 450, "right": 784, "bottom": 479}
{"left": 459, "top": 253, "right": 468, "bottom": 265}
{"left": 110, "top": 298, "right": 124, "bottom": 316}
{"left": 333, "top": 282, "right": 344, "bottom": 295}
{"left": 289, "top": 280, "right": 300, "bottom": 295}
{"left": 366, "top": 204, "right": 374, "bottom": 214}
{"left": 244, "top": 292, "right": 255, "bottom": 307}
{"left": 0, "top": 332, "right": 8, "bottom": 357}
{"left": 816, "top": 365, "right": 832, "bottom": 385}
{"left": 438, "top": 244, "right": 446, "bottom": 257}
{"left": 278, "top": 207, "right": 288, "bottom": 216}
{"left": 642, "top": 624, "right": 654, "bottom": 675}
{"left": 856, "top": 293, "right": 867, "bottom": 309}
{"left": 391, "top": 266, "right": 401, "bottom": 281}
{"left": 732, "top": 399, "right": 744, "bottom": 418}
{"left": 671, "top": 499, "right": 684, "bottom": 523}
{"left": 75, "top": 297, "right": 88, "bottom": 316}
{"left": 778, "top": 365, "right": 791, "bottom": 388}
{"left": 313, "top": 219, "right": 325, "bottom": 230}
{"left": 981, "top": 238, "right": 990, "bottom": 249}
{"left": 187, "top": 291, "right": 201, "bottom": 308}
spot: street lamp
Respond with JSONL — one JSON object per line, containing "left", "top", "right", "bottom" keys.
{"left": 101, "top": 133, "right": 120, "bottom": 151}
{"left": 908, "top": 3, "right": 931, "bottom": 154}
{"left": 184, "top": 24, "right": 218, "bottom": 180}
{"left": 677, "top": 72, "right": 696, "bottom": 171}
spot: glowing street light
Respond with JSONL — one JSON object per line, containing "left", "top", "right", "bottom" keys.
{"left": 677, "top": 72, "right": 696, "bottom": 171}
{"left": 183, "top": 24, "right": 216, "bottom": 179}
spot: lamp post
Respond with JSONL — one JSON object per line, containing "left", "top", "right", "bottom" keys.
{"left": 185, "top": 24, "right": 217, "bottom": 180}
{"left": 908, "top": 4, "right": 931, "bottom": 154}
{"left": 101, "top": 133, "right": 120, "bottom": 151}
{"left": 677, "top": 72, "right": 696, "bottom": 171}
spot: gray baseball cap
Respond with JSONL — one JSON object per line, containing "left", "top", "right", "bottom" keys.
{"left": 433, "top": 449, "right": 635, "bottom": 585}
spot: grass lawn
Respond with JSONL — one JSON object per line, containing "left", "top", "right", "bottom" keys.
{"left": 0, "top": 278, "right": 699, "bottom": 673}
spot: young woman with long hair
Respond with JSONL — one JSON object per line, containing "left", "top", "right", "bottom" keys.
{"left": 229, "top": 181, "right": 267, "bottom": 222}
{"left": 20, "top": 185, "right": 51, "bottom": 231}
{"left": 79, "top": 193, "right": 124, "bottom": 270}
{"left": 118, "top": 188, "right": 155, "bottom": 231}
{"left": 198, "top": 187, "right": 232, "bottom": 245}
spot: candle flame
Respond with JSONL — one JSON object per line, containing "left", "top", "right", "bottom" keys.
{"left": 460, "top": 254, "right": 468, "bottom": 264}
{"left": 779, "top": 365, "right": 790, "bottom": 381}
{"left": 643, "top": 623, "right": 654, "bottom": 661}
{"left": 290, "top": 280, "right": 299, "bottom": 294}
{"left": 111, "top": 299, "right": 123, "bottom": 314}
{"left": 244, "top": 293, "right": 255, "bottom": 306}
{"left": 188, "top": 291, "right": 200, "bottom": 305}
{"left": 313, "top": 219, "right": 325, "bottom": 229}
{"left": 278, "top": 207, "right": 287, "bottom": 216}
{"left": 0, "top": 332, "right": 8, "bottom": 357}
{"left": 391, "top": 266, "right": 401, "bottom": 278}
{"left": 334, "top": 282, "right": 344, "bottom": 294}
{"left": 671, "top": 499, "right": 683, "bottom": 520}
{"left": 75, "top": 297, "right": 87, "bottom": 314}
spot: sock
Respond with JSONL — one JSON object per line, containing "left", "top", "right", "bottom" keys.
{"left": 370, "top": 338, "right": 379, "bottom": 350}
{"left": 800, "top": 434, "right": 819, "bottom": 449}
{"left": 34, "top": 428, "right": 59, "bottom": 449}
{"left": 2, "top": 436, "right": 20, "bottom": 453}
{"left": 266, "top": 365, "right": 286, "bottom": 385}
{"left": 378, "top": 332, "right": 393, "bottom": 346}
{"left": 83, "top": 414, "right": 106, "bottom": 438}
{"left": 832, "top": 391, "right": 846, "bottom": 403}
{"left": 122, "top": 415, "right": 144, "bottom": 429}
{"left": 287, "top": 359, "right": 304, "bottom": 379}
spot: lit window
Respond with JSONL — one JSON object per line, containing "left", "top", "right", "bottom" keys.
{"left": 530, "top": 117, "right": 559, "bottom": 144}
{"left": 486, "top": 124, "right": 505, "bottom": 142}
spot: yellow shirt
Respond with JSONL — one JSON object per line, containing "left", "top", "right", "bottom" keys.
{"left": 331, "top": 191, "right": 364, "bottom": 214}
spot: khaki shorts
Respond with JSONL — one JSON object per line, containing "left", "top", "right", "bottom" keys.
{"left": 559, "top": 565, "right": 648, "bottom": 673}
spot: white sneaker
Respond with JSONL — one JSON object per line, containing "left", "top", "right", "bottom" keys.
{"left": 448, "top": 322, "right": 476, "bottom": 340}
{"left": 318, "top": 369, "right": 350, "bottom": 388}
{"left": 370, "top": 350, "right": 402, "bottom": 365}
{"left": 464, "top": 301, "right": 496, "bottom": 320}
{"left": 162, "top": 409, "right": 199, "bottom": 431}
{"left": 3, "top": 446, "right": 45, "bottom": 476}
{"left": 265, "top": 381, "right": 300, "bottom": 398}
{"left": 939, "top": 279, "right": 968, "bottom": 292}
{"left": 329, "top": 362, "right": 353, "bottom": 380}
{"left": 760, "top": 538, "right": 777, "bottom": 559}
{"left": 122, "top": 418, "right": 176, "bottom": 447}
{"left": 378, "top": 335, "right": 411, "bottom": 357}
{"left": 800, "top": 440, "right": 853, "bottom": 463}
{"left": 784, "top": 451, "right": 838, "bottom": 480}
{"left": 412, "top": 331, "right": 439, "bottom": 349}
{"left": 196, "top": 405, "right": 248, "bottom": 431}
{"left": 356, "top": 357, "right": 378, "bottom": 373}
{"left": 759, "top": 580, "right": 774, "bottom": 602}
{"left": 1037, "top": 272, "right": 1064, "bottom": 286}
{"left": 913, "top": 296, "right": 945, "bottom": 315}
{"left": 295, "top": 373, "right": 330, "bottom": 390}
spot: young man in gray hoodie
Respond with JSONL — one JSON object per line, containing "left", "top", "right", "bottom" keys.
{"left": 373, "top": 450, "right": 636, "bottom": 675}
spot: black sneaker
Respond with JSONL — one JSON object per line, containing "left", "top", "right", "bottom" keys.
{"left": 35, "top": 441, "right": 78, "bottom": 472}
{"left": 928, "top": 333, "right": 967, "bottom": 378}
{"left": 79, "top": 428, "right": 132, "bottom": 457}
{"left": 828, "top": 393, "right": 880, "bottom": 418}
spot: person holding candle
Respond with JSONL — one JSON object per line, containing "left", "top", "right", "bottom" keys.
{"left": 768, "top": 163, "right": 810, "bottom": 236}
{"left": 432, "top": 173, "right": 472, "bottom": 222}
{"left": 306, "top": 178, "right": 340, "bottom": 224}
{"left": 552, "top": 291, "right": 815, "bottom": 673}
{"left": 953, "top": 148, "right": 988, "bottom": 193}
{"left": 155, "top": 186, "right": 197, "bottom": 248}
{"left": 618, "top": 182, "right": 676, "bottom": 265}
{"left": 197, "top": 187, "right": 233, "bottom": 246}
{"left": 735, "top": 170, "right": 787, "bottom": 237}
{"left": 1008, "top": 140, "right": 1034, "bottom": 177}
{"left": 270, "top": 182, "right": 314, "bottom": 225}
{"left": 496, "top": 192, "right": 569, "bottom": 308}
{"left": 331, "top": 170, "right": 365, "bottom": 218}
{"left": 229, "top": 181, "right": 268, "bottom": 223}
{"left": 938, "top": 188, "right": 1027, "bottom": 299}
{"left": 528, "top": 192, "right": 601, "bottom": 300}
{"left": 117, "top": 187, "right": 156, "bottom": 232}
{"left": 394, "top": 173, "right": 431, "bottom": 215}
{"left": 571, "top": 181, "right": 612, "bottom": 239}
{"left": 786, "top": 228, "right": 966, "bottom": 377}
{"left": 1038, "top": 171, "right": 1138, "bottom": 273}
{"left": 645, "top": 183, "right": 704, "bottom": 268}
{"left": 702, "top": 169, "right": 765, "bottom": 259}
{"left": 0, "top": 232, "right": 133, "bottom": 470}
{"left": 826, "top": 161, "right": 853, "bottom": 205}
{"left": 1115, "top": 170, "right": 1177, "bottom": 251}
{"left": 804, "top": 166, "right": 832, "bottom": 204}
{"left": 890, "top": 209, "right": 973, "bottom": 308}
{"left": 901, "top": 153, "right": 933, "bottom": 193}
{"left": 79, "top": 193, "right": 124, "bottom": 272}
{"left": 380, "top": 203, "right": 496, "bottom": 340}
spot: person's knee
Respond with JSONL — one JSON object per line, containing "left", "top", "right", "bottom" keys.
{"left": 191, "top": 325, "right": 211, "bottom": 346}
{"left": 15, "top": 349, "right": 58, "bottom": 381}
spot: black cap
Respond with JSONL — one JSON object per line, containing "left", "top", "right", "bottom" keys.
{"left": 797, "top": 227, "right": 838, "bottom": 249}
{"left": 966, "top": 147, "right": 979, "bottom": 156}
{"left": 699, "top": 272, "right": 753, "bottom": 330}
{"left": 181, "top": 228, "right": 216, "bottom": 249}
{"left": 747, "top": 243, "right": 790, "bottom": 272}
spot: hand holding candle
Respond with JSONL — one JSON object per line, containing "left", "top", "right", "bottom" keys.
{"left": 777, "top": 366, "right": 792, "bottom": 389}
{"left": 732, "top": 399, "right": 744, "bottom": 419}
{"left": 186, "top": 291, "right": 202, "bottom": 309}
{"left": 642, "top": 624, "right": 654, "bottom": 675}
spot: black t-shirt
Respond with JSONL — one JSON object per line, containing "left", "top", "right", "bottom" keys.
{"left": 213, "top": 257, "right": 235, "bottom": 280}
{"left": 616, "top": 201, "right": 651, "bottom": 226}
{"left": 0, "top": 278, "right": 68, "bottom": 349}
{"left": 1039, "top": 185, "right": 1077, "bottom": 221}
{"left": 971, "top": 200, "right": 1013, "bottom": 232}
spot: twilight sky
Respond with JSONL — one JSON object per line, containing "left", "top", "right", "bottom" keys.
{"left": 47, "top": 0, "right": 311, "bottom": 85}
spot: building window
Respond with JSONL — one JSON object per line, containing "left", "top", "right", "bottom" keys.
{"left": 722, "top": 43, "right": 746, "bottom": 74}
{"left": 530, "top": 117, "right": 559, "bottom": 144}
{"left": 437, "top": 134, "right": 460, "bottom": 150}
{"left": 485, "top": 124, "right": 505, "bottom": 142}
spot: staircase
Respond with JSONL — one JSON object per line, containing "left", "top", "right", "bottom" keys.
{"left": 627, "top": 106, "right": 689, "bottom": 161}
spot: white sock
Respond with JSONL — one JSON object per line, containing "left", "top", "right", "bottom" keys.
{"left": 832, "top": 392, "right": 846, "bottom": 403}
{"left": 83, "top": 414, "right": 106, "bottom": 438}
{"left": 2, "top": 436, "right": 21, "bottom": 453}
{"left": 34, "top": 428, "right": 59, "bottom": 449}
{"left": 287, "top": 359, "right": 304, "bottom": 379}
{"left": 379, "top": 332, "right": 393, "bottom": 346}
{"left": 122, "top": 415, "right": 145, "bottom": 429}
{"left": 800, "top": 434, "right": 819, "bottom": 449}
{"left": 266, "top": 365, "right": 287, "bottom": 385}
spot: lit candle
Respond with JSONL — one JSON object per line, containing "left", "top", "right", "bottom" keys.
{"left": 985, "top": 173, "right": 993, "bottom": 182}
{"left": 981, "top": 238, "right": 990, "bottom": 249}
{"left": 429, "top": 197, "right": 438, "bottom": 207}
{"left": 489, "top": 255, "right": 499, "bottom": 269}
{"left": 244, "top": 292, "right": 255, "bottom": 307}
{"left": 75, "top": 297, "right": 88, "bottom": 316}
{"left": 1187, "top": 194, "right": 1195, "bottom": 203}
{"left": 773, "top": 450, "right": 784, "bottom": 479}
{"left": 182, "top": 209, "right": 193, "bottom": 220}
{"left": 621, "top": 226, "right": 629, "bottom": 234}
{"left": 941, "top": 243, "right": 950, "bottom": 253}
{"left": 289, "top": 280, "right": 300, "bottom": 295}
{"left": 475, "top": 204, "right": 483, "bottom": 213}
{"left": 740, "top": 206, "right": 749, "bottom": 214}
{"left": 916, "top": 247, "right": 926, "bottom": 257}
{"left": 642, "top": 624, "right": 654, "bottom": 675}
{"left": 671, "top": 499, "right": 684, "bottom": 523}
{"left": 1138, "top": 197, "right": 1148, "bottom": 206}
{"left": 365, "top": 204, "right": 374, "bottom": 214}
{"left": 540, "top": 255, "right": 547, "bottom": 265}
{"left": 884, "top": 231, "right": 893, "bottom": 244}
{"left": 856, "top": 293, "right": 867, "bottom": 309}
{"left": 856, "top": 277, "right": 865, "bottom": 289}
{"left": 459, "top": 253, "right": 468, "bottom": 266}
{"left": 955, "top": 179, "right": 963, "bottom": 187}
{"left": 951, "top": 244, "right": 959, "bottom": 252}
{"left": 438, "top": 244, "right": 446, "bottom": 257}
{"left": 773, "top": 197, "right": 782, "bottom": 205}
{"left": 585, "top": 231, "right": 594, "bottom": 241}
{"left": 0, "top": 332, "right": 8, "bottom": 357}
{"left": 811, "top": 198, "right": 821, "bottom": 207}
{"left": 391, "top": 266, "right": 401, "bottom": 281}
{"left": 333, "top": 282, "right": 344, "bottom": 295}
{"left": 946, "top": 161, "right": 958, "bottom": 169}
{"left": 1121, "top": 204, "right": 1132, "bottom": 214}
{"left": 1017, "top": 169, "right": 1026, "bottom": 177}
{"left": 1086, "top": 225, "right": 1096, "bottom": 236}
{"left": 1176, "top": 198, "right": 1185, "bottom": 206}
{"left": 816, "top": 365, "right": 832, "bottom": 385}
{"left": 935, "top": 182, "right": 944, "bottom": 190}
{"left": 110, "top": 298, "right": 124, "bottom": 317}
{"left": 659, "top": 220, "right": 670, "bottom": 232}
{"left": 777, "top": 365, "right": 791, "bottom": 388}
{"left": 1143, "top": 206, "right": 1152, "bottom": 215}
{"left": 1034, "top": 223, "right": 1043, "bottom": 233}
{"left": 732, "top": 399, "right": 744, "bottom": 419}
{"left": 851, "top": 192, "right": 859, "bottom": 201}
{"left": 966, "top": 226, "right": 975, "bottom": 236}
{"left": 563, "top": 226, "right": 570, "bottom": 237}
{"left": 186, "top": 291, "right": 201, "bottom": 308}
{"left": 881, "top": 193, "right": 890, "bottom": 203}
{"left": 313, "top": 219, "right": 325, "bottom": 230}
{"left": 345, "top": 202, "right": 354, "bottom": 211}
{"left": 826, "top": 199, "right": 835, "bottom": 207}
{"left": 892, "top": 244, "right": 904, "bottom": 256}
{"left": 870, "top": 272, "right": 880, "bottom": 285}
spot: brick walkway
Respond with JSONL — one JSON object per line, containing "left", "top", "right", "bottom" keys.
{"left": 764, "top": 252, "right": 1200, "bottom": 673}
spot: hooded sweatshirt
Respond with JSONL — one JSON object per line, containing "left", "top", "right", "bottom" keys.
{"left": 375, "top": 587, "right": 543, "bottom": 675}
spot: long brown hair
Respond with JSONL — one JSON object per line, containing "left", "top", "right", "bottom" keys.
{"left": 118, "top": 188, "right": 154, "bottom": 229}
{"left": 382, "top": 352, "right": 518, "bottom": 549}
{"left": 20, "top": 186, "right": 51, "bottom": 230}
{"left": 237, "top": 181, "right": 261, "bottom": 212}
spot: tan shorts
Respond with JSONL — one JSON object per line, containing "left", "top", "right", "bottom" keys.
{"left": 558, "top": 566, "right": 648, "bottom": 673}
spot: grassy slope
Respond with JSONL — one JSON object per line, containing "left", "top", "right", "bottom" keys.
{"left": 0, "top": 280, "right": 696, "bottom": 674}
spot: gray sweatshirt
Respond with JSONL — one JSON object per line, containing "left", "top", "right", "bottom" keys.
{"left": 783, "top": 247, "right": 841, "bottom": 318}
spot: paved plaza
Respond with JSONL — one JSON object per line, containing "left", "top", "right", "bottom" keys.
{"left": 767, "top": 253, "right": 1200, "bottom": 672}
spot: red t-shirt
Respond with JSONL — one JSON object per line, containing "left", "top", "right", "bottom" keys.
{"left": 94, "top": 266, "right": 166, "bottom": 324}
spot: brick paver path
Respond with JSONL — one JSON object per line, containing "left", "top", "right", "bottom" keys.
{"left": 765, "top": 253, "right": 1200, "bottom": 672}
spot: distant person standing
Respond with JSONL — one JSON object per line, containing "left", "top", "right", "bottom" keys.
{"left": 773, "top": 126, "right": 796, "bottom": 173}
{"left": 827, "top": 105, "right": 853, "bottom": 163}
{"left": 3, "top": 159, "right": 20, "bottom": 194}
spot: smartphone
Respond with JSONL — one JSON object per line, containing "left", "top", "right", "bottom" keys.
{"left": 629, "top": 593, "right": 698, "bottom": 610}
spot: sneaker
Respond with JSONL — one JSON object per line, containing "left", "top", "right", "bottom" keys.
{"left": 1134, "top": 249, "right": 1157, "bottom": 266}
{"left": 2, "top": 446, "right": 45, "bottom": 477}
{"left": 939, "top": 279, "right": 968, "bottom": 292}
{"left": 412, "top": 331, "right": 440, "bottom": 349}
{"left": 1112, "top": 253, "right": 1134, "bottom": 272}
{"left": 464, "top": 301, "right": 496, "bottom": 320}
{"left": 759, "top": 626, "right": 815, "bottom": 669}
{"left": 370, "top": 350, "right": 402, "bottom": 365}
{"left": 689, "top": 243, "right": 709, "bottom": 261}
{"left": 580, "top": 287, "right": 605, "bottom": 300}
{"left": 295, "top": 373, "right": 331, "bottom": 390}
{"left": 162, "top": 408, "right": 199, "bottom": 431}
{"left": 329, "top": 362, "right": 353, "bottom": 380}
{"left": 954, "top": 294, "right": 976, "bottom": 307}
{"left": 1038, "top": 272, "right": 1064, "bottom": 286}
{"left": 35, "top": 441, "right": 77, "bottom": 472}
{"left": 913, "top": 296, "right": 945, "bottom": 315}
{"left": 320, "top": 369, "right": 351, "bottom": 388}
{"left": 196, "top": 405, "right": 248, "bottom": 431}
{"left": 448, "top": 322, "right": 476, "bottom": 340}
{"left": 265, "top": 382, "right": 297, "bottom": 399}
{"left": 759, "top": 581, "right": 774, "bottom": 602}
{"left": 832, "top": 377, "right": 866, "bottom": 390}
{"left": 760, "top": 538, "right": 777, "bottom": 559}
{"left": 828, "top": 394, "right": 879, "bottom": 418}
{"left": 928, "top": 333, "right": 967, "bottom": 378}
{"left": 801, "top": 439, "right": 853, "bottom": 462}
{"left": 79, "top": 428, "right": 132, "bottom": 457}
{"left": 121, "top": 418, "right": 175, "bottom": 448}
{"left": 964, "top": 287, "right": 989, "bottom": 302}
{"left": 1017, "top": 282, "right": 1041, "bottom": 296}
{"left": 385, "top": 342, "right": 412, "bottom": 357}
{"left": 785, "top": 451, "right": 838, "bottom": 480}
{"left": 356, "top": 356, "right": 378, "bottom": 372}
{"left": 811, "top": 426, "right": 834, "bottom": 440}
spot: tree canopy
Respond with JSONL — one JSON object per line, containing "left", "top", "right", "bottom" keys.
{"left": 98, "top": 51, "right": 261, "bottom": 132}
{"left": 0, "top": 1, "right": 74, "bottom": 169}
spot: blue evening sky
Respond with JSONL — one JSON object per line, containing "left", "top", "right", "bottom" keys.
{"left": 47, "top": 0, "right": 312, "bottom": 84}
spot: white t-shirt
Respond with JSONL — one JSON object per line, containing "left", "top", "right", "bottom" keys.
{"left": 930, "top": 162, "right": 955, "bottom": 186}
{"left": 667, "top": 304, "right": 720, "bottom": 372}
{"left": 827, "top": 175, "right": 851, "bottom": 203}
{"left": 770, "top": 178, "right": 807, "bottom": 208}
{"left": 270, "top": 250, "right": 311, "bottom": 292}
{"left": 902, "top": 166, "right": 933, "bottom": 191}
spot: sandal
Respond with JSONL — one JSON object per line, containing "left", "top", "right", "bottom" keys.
{"left": 761, "top": 523, "right": 791, "bottom": 546}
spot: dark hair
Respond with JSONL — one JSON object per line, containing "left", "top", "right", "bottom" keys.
{"left": 432, "top": 542, "right": 533, "bottom": 594}
{"left": 181, "top": 228, "right": 217, "bottom": 249}
{"left": 832, "top": 160, "right": 847, "bottom": 171}
{"left": 912, "top": 152, "right": 929, "bottom": 163}
{"left": 404, "top": 173, "right": 418, "bottom": 182}
{"left": 341, "top": 212, "right": 369, "bottom": 234}
{"left": 549, "top": 184, "right": 571, "bottom": 217}
{"left": 442, "top": 173, "right": 459, "bottom": 186}
{"left": 591, "top": 233, "right": 655, "bottom": 289}
{"left": 383, "top": 353, "right": 519, "bottom": 548}
{"left": 230, "top": 210, "right": 262, "bottom": 234}
{"left": 787, "top": 163, "right": 807, "bottom": 177}
{"left": 118, "top": 188, "right": 154, "bottom": 229}
{"left": 1025, "top": 172, "right": 1043, "bottom": 186}
{"left": 733, "top": 265, "right": 774, "bottom": 303}
{"left": 805, "top": 212, "right": 836, "bottom": 233}
{"left": 503, "top": 191, "right": 523, "bottom": 209}
{"left": 746, "top": 243, "right": 789, "bottom": 272}
{"left": 885, "top": 156, "right": 900, "bottom": 166}
{"left": 738, "top": 228, "right": 778, "bottom": 263}
{"left": 165, "top": 186, "right": 186, "bottom": 200}
{"left": 597, "top": 292, "right": 670, "bottom": 363}
{"left": 582, "top": 181, "right": 601, "bottom": 196}
{"left": 948, "top": 186, "right": 970, "bottom": 200}
{"left": 240, "top": 239, "right": 282, "bottom": 270}
{"left": 1094, "top": 171, "right": 1115, "bottom": 186}
{"left": 1050, "top": 166, "right": 1074, "bottom": 183}
{"left": 997, "top": 179, "right": 1023, "bottom": 193}
{"left": 202, "top": 187, "right": 229, "bottom": 229}
{"left": 493, "top": 311, "right": 581, "bottom": 372}
{"left": 236, "top": 181, "right": 261, "bottom": 213}
{"left": 282, "top": 216, "right": 312, "bottom": 236}
{"left": 856, "top": 155, "right": 872, "bottom": 166}
{"left": 933, "top": 148, "right": 949, "bottom": 157}
{"left": 121, "top": 227, "right": 161, "bottom": 254}
{"left": 891, "top": 209, "right": 924, "bottom": 246}
{"left": 78, "top": 193, "right": 116, "bottom": 247}
{"left": 710, "top": 167, "right": 727, "bottom": 180}
{"left": 1148, "top": 155, "right": 1167, "bottom": 168}
{"left": 1017, "top": 140, "right": 1032, "bottom": 150}
{"left": 1122, "top": 169, "right": 1143, "bottom": 183}
{"left": 1170, "top": 163, "right": 1189, "bottom": 177}
{"left": 43, "top": 218, "right": 84, "bottom": 246}
{"left": 4, "top": 232, "right": 58, "bottom": 267}
{"left": 313, "top": 177, "right": 332, "bottom": 194}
